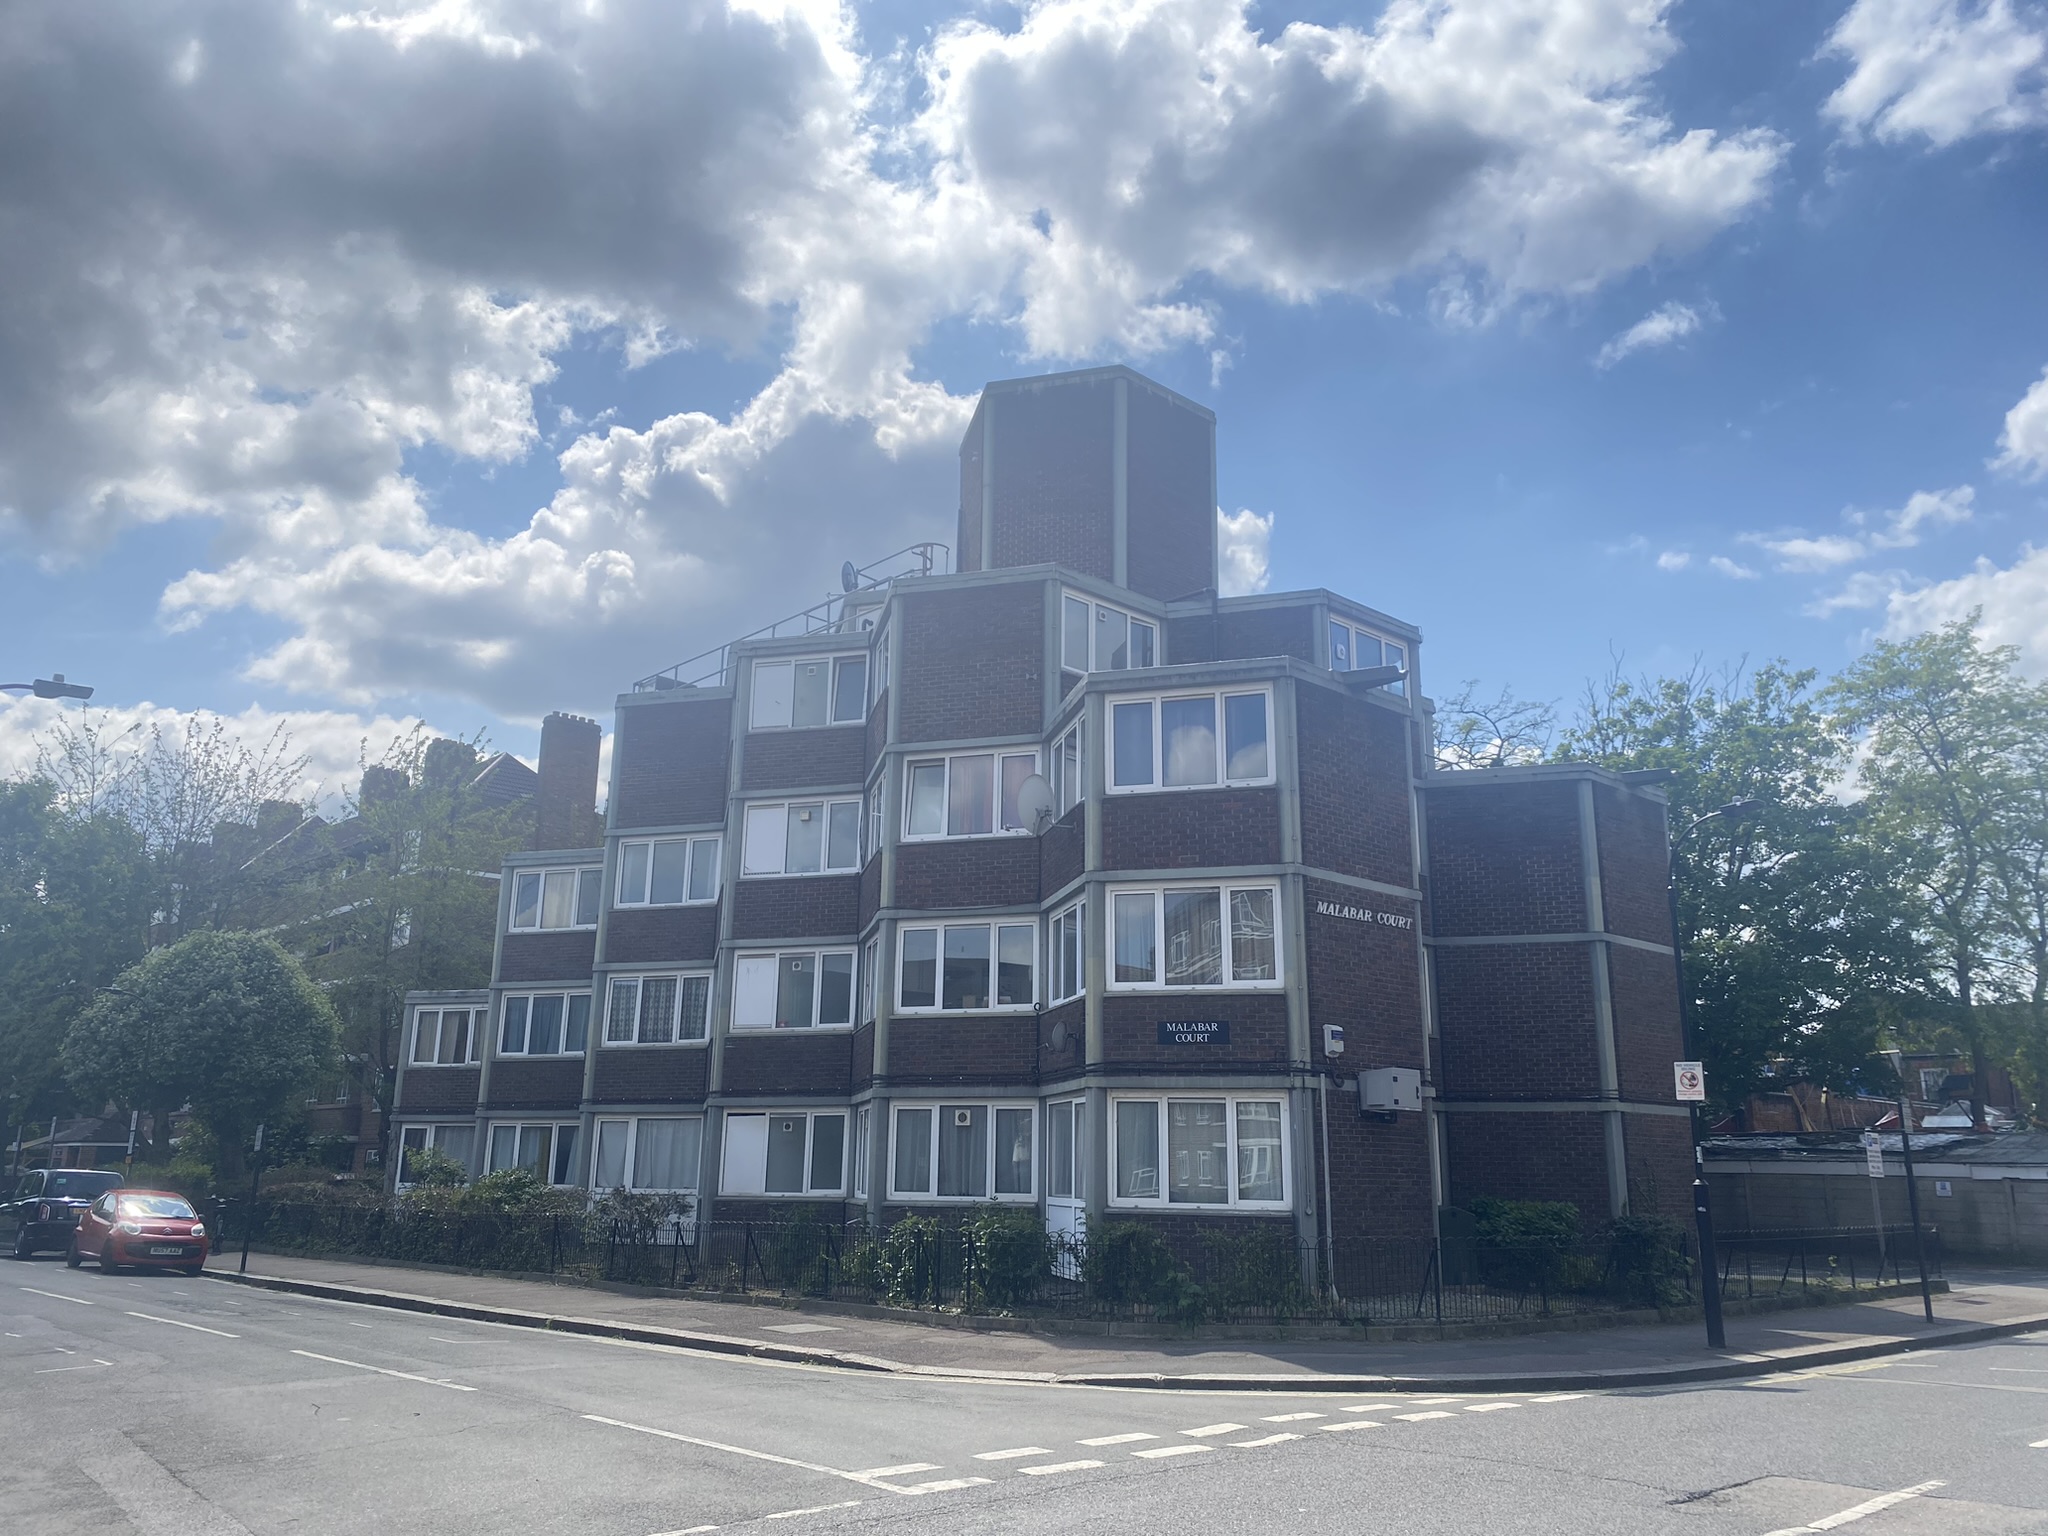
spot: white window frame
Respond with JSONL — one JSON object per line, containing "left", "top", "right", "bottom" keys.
{"left": 887, "top": 1102, "right": 1038, "bottom": 1203}
{"left": 396, "top": 1123, "right": 476, "bottom": 1186}
{"left": 1061, "top": 590, "right": 1159, "bottom": 674}
{"left": 1107, "top": 1094, "right": 1291, "bottom": 1211}
{"left": 591, "top": 1115, "right": 704, "bottom": 1193}
{"left": 509, "top": 866, "right": 603, "bottom": 931}
{"left": 1050, "top": 723, "right": 1083, "bottom": 816}
{"left": 902, "top": 749, "right": 1040, "bottom": 840}
{"left": 615, "top": 835, "right": 722, "bottom": 907}
{"left": 1106, "top": 882, "right": 1282, "bottom": 991}
{"left": 1045, "top": 1098, "right": 1086, "bottom": 1204}
{"left": 860, "top": 937, "right": 879, "bottom": 1023}
{"left": 719, "top": 1110, "right": 849, "bottom": 1197}
{"left": 749, "top": 654, "right": 869, "bottom": 731}
{"left": 1106, "top": 686, "right": 1274, "bottom": 794}
{"left": 485, "top": 1121, "right": 582, "bottom": 1185}
{"left": 732, "top": 949, "right": 858, "bottom": 1031}
{"left": 603, "top": 972, "right": 713, "bottom": 1046}
{"left": 851, "top": 1104, "right": 872, "bottom": 1200}
{"left": 410, "top": 1007, "right": 480, "bottom": 1066}
{"left": 895, "top": 921, "right": 1036, "bottom": 1013}
{"left": 1329, "top": 617, "right": 1409, "bottom": 695}
{"left": 497, "top": 992, "right": 594, "bottom": 1057}
{"left": 741, "top": 799, "right": 863, "bottom": 877}
{"left": 1049, "top": 900, "right": 1085, "bottom": 1004}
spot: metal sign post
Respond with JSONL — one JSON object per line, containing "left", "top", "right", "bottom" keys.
{"left": 1673, "top": 1062, "right": 1723, "bottom": 1349}
{"left": 239, "top": 1123, "right": 264, "bottom": 1275}
{"left": 1860, "top": 1131, "right": 1887, "bottom": 1270}
{"left": 1894, "top": 1097, "right": 1934, "bottom": 1322}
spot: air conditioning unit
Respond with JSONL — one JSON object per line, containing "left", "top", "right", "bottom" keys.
{"left": 1362, "top": 1068, "right": 1420, "bottom": 1114}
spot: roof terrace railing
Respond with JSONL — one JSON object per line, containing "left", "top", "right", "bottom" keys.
{"left": 633, "top": 542, "right": 948, "bottom": 693}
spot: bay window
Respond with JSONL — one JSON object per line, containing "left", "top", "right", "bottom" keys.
{"left": 1061, "top": 593, "right": 1158, "bottom": 673}
{"left": 904, "top": 751, "right": 1039, "bottom": 838}
{"left": 1329, "top": 619, "right": 1408, "bottom": 696}
{"left": 1109, "top": 688, "right": 1271, "bottom": 792}
{"left": 1050, "top": 723, "right": 1082, "bottom": 815}
{"left": 499, "top": 992, "right": 592, "bottom": 1056}
{"left": 720, "top": 1111, "right": 846, "bottom": 1196}
{"left": 1111, "top": 1096, "right": 1288, "bottom": 1209}
{"left": 1108, "top": 883, "right": 1279, "bottom": 989}
{"left": 616, "top": 836, "right": 720, "bottom": 906}
{"left": 889, "top": 1103, "right": 1035, "bottom": 1201}
{"left": 1050, "top": 901, "right": 1085, "bottom": 1003}
{"left": 411, "top": 1007, "right": 478, "bottom": 1065}
{"left": 592, "top": 1116, "right": 702, "bottom": 1192}
{"left": 510, "top": 866, "right": 602, "bottom": 930}
{"left": 897, "top": 921, "right": 1035, "bottom": 1011}
{"left": 742, "top": 799, "right": 861, "bottom": 876}
{"left": 750, "top": 654, "right": 868, "bottom": 730}
{"left": 733, "top": 950, "right": 856, "bottom": 1029}
{"left": 487, "top": 1122, "right": 581, "bottom": 1185}
{"left": 397, "top": 1123, "right": 475, "bottom": 1185}
{"left": 604, "top": 973, "right": 711, "bottom": 1045}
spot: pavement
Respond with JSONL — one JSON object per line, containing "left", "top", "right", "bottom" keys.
{"left": 207, "top": 1249, "right": 2048, "bottom": 1390}
{"left": 8, "top": 1252, "right": 2048, "bottom": 1536}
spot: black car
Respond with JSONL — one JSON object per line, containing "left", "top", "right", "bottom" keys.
{"left": 1, "top": 1169, "right": 125, "bottom": 1258}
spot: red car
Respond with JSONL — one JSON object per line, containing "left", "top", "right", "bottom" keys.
{"left": 66, "top": 1189, "right": 209, "bottom": 1275}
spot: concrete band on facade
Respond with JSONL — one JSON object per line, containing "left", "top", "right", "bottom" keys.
{"left": 390, "top": 364, "right": 1691, "bottom": 1247}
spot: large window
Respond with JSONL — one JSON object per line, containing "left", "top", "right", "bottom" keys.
{"left": 1329, "top": 618, "right": 1408, "bottom": 696}
{"left": 499, "top": 993, "right": 593, "bottom": 1057}
{"left": 487, "top": 1122, "right": 581, "bottom": 1185}
{"left": 890, "top": 1104, "right": 1035, "bottom": 1201}
{"left": 1046, "top": 1099, "right": 1085, "bottom": 1202}
{"left": 592, "top": 1116, "right": 702, "bottom": 1192}
{"left": 411, "top": 1007, "right": 479, "bottom": 1066}
{"left": 1050, "top": 901, "right": 1085, "bottom": 1004}
{"left": 750, "top": 655, "right": 868, "bottom": 729}
{"left": 1109, "top": 688, "right": 1271, "bottom": 792}
{"left": 1110, "top": 1097, "right": 1287, "bottom": 1209}
{"left": 897, "top": 922, "right": 1035, "bottom": 1012}
{"left": 720, "top": 1111, "right": 846, "bottom": 1196}
{"left": 616, "top": 836, "right": 720, "bottom": 906}
{"left": 742, "top": 799, "right": 861, "bottom": 876}
{"left": 604, "top": 973, "right": 711, "bottom": 1045}
{"left": 397, "top": 1123, "right": 475, "bottom": 1184}
{"left": 1062, "top": 593, "right": 1158, "bottom": 673}
{"left": 1109, "top": 883, "right": 1279, "bottom": 990}
{"left": 734, "top": 950, "right": 856, "bottom": 1030}
{"left": 904, "top": 751, "right": 1038, "bottom": 839}
{"left": 510, "top": 866, "right": 602, "bottom": 931}
{"left": 1050, "top": 723, "right": 1082, "bottom": 815}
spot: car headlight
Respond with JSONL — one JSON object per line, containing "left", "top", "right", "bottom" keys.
{"left": 115, "top": 1221, "right": 143, "bottom": 1236}
{"left": 189, "top": 1224, "right": 205, "bottom": 1238}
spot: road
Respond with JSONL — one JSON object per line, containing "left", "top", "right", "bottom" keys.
{"left": 5, "top": 1255, "right": 2046, "bottom": 1536}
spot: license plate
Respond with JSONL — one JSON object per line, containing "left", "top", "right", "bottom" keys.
{"left": 148, "top": 1245, "right": 184, "bottom": 1256}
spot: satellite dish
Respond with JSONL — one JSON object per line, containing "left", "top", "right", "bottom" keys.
{"left": 840, "top": 560, "right": 860, "bottom": 593}
{"left": 1016, "top": 773, "right": 1057, "bottom": 836}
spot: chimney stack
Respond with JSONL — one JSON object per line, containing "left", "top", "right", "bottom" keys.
{"left": 533, "top": 712, "right": 603, "bottom": 851}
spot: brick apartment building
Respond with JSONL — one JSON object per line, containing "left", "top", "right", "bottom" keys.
{"left": 392, "top": 365, "right": 1690, "bottom": 1246}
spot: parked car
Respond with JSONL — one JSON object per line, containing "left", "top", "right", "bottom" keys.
{"left": 1, "top": 1168, "right": 125, "bottom": 1258}
{"left": 66, "top": 1189, "right": 209, "bottom": 1275}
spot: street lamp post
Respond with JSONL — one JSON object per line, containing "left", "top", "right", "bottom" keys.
{"left": 0, "top": 675, "right": 94, "bottom": 701}
{"left": 1667, "top": 798, "right": 1761, "bottom": 1353}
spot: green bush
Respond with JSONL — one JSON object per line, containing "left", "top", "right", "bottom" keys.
{"left": 1198, "top": 1225, "right": 1309, "bottom": 1320}
{"left": 764, "top": 1205, "right": 835, "bottom": 1294}
{"left": 1081, "top": 1220, "right": 1205, "bottom": 1320}
{"left": 310, "top": 1134, "right": 357, "bottom": 1173}
{"left": 1604, "top": 1215, "right": 1691, "bottom": 1307}
{"left": 401, "top": 1146, "right": 467, "bottom": 1188}
{"left": 877, "top": 1214, "right": 942, "bottom": 1307}
{"left": 1469, "top": 1197, "right": 1581, "bottom": 1298}
{"left": 963, "top": 1205, "right": 1051, "bottom": 1309}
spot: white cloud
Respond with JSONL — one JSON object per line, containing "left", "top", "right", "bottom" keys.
{"left": 1595, "top": 301, "right": 1708, "bottom": 368}
{"left": 1753, "top": 533, "right": 1870, "bottom": 571}
{"left": 1217, "top": 508, "right": 1274, "bottom": 596}
{"left": 1807, "top": 569, "right": 1906, "bottom": 616}
{"left": 1743, "top": 485, "right": 1974, "bottom": 571}
{"left": 1656, "top": 549, "right": 1692, "bottom": 570}
{"left": 1823, "top": 0, "right": 2048, "bottom": 147}
{"left": 1994, "top": 364, "right": 2048, "bottom": 477}
{"left": 0, "top": 0, "right": 1785, "bottom": 718}
{"left": 1708, "top": 555, "right": 1759, "bottom": 579}
{"left": 1883, "top": 545, "right": 2048, "bottom": 673}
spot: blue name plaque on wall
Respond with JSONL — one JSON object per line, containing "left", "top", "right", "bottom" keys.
{"left": 1158, "top": 1020, "right": 1230, "bottom": 1045}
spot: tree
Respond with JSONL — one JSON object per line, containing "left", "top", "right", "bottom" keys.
{"left": 1980, "top": 680, "right": 2048, "bottom": 1120}
{"left": 1558, "top": 660, "right": 1924, "bottom": 1117}
{"left": 61, "top": 931, "right": 337, "bottom": 1176}
{"left": 1827, "top": 618, "right": 2029, "bottom": 1130}
{"left": 1434, "top": 682, "right": 1557, "bottom": 769}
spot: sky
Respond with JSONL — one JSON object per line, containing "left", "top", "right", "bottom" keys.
{"left": 1, "top": 0, "right": 2044, "bottom": 802}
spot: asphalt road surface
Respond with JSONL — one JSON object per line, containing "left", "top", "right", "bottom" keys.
{"left": 6, "top": 1256, "right": 2046, "bottom": 1536}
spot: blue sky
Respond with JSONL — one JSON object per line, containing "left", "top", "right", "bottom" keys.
{"left": 1, "top": 0, "right": 2044, "bottom": 795}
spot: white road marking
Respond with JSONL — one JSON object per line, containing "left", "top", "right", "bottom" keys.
{"left": 343, "top": 1320, "right": 372, "bottom": 1329}
{"left": 764, "top": 1502, "right": 859, "bottom": 1520}
{"left": 35, "top": 1362, "right": 111, "bottom": 1374}
{"left": 1463, "top": 1402, "right": 1519, "bottom": 1413}
{"left": 20, "top": 1286, "right": 92, "bottom": 1306}
{"left": 1080, "top": 1432, "right": 1156, "bottom": 1446}
{"left": 1988, "top": 1367, "right": 2048, "bottom": 1373}
{"left": 1415, "top": 1396, "right": 1463, "bottom": 1404}
{"left": 1529, "top": 1393, "right": 1585, "bottom": 1403}
{"left": 427, "top": 1337, "right": 480, "bottom": 1345}
{"left": 1262, "top": 1412, "right": 1325, "bottom": 1422}
{"left": 899, "top": 1478, "right": 992, "bottom": 1494}
{"left": 1230, "top": 1433, "right": 1302, "bottom": 1448}
{"left": 293, "top": 1350, "right": 475, "bottom": 1392}
{"left": 2031, "top": 1439, "right": 2048, "bottom": 1449}
{"left": 1342, "top": 1402, "right": 1399, "bottom": 1412}
{"left": 650, "top": 1526, "right": 719, "bottom": 1535}
{"left": 973, "top": 1447, "right": 1052, "bottom": 1461}
{"left": 1320, "top": 1420, "right": 1382, "bottom": 1433}
{"left": 760, "top": 1323, "right": 840, "bottom": 1334}
{"left": 852, "top": 1464, "right": 939, "bottom": 1478}
{"left": 1133, "top": 1445, "right": 1210, "bottom": 1459}
{"left": 3, "top": 1332, "right": 18, "bottom": 1337}
{"left": 127, "top": 1311, "right": 239, "bottom": 1338}
{"left": 1394, "top": 1411, "right": 1457, "bottom": 1422}
{"left": 1761, "top": 1480, "right": 1946, "bottom": 1535}
{"left": 584, "top": 1416, "right": 905, "bottom": 1492}
{"left": 1019, "top": 1461, "right": 1103, "bottom": 1476}
{"left": 1181, "top": 1423, "right": 1247, "bottom": 1437}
